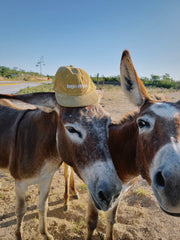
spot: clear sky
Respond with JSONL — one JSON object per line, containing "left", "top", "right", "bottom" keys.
{"left": 1, "top": 0, "right": 180, "bottom": 80}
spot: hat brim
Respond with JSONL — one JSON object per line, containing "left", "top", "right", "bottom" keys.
{"left": 55, "top": 90, "right": 99, "bottom": 107}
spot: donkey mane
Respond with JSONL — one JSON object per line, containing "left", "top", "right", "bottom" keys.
{"left": 111, "top": 111, "right": 138, "bottom": 128}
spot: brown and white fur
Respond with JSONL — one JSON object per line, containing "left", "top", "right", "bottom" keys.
{"left": 119, "top": 50, "right": 180, "bottom": 217}
{"left": 76, "top": 50, "right": 180, "bottom": 240}
{"left": 0, "top": 100, "right": 79, "bottom": 212}
{"left": 0, "top": 93, "right": 122, "bottom": 240}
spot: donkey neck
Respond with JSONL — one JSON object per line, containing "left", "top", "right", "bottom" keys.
{"left": 109, "top": 113, "right": 139, "bottom": 183}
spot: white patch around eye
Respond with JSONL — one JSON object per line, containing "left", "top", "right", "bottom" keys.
{"left": 150, "top": 103, "right": 179, "bottom": 118}
{"left": 137, "top": 115, "right": 155, "bottom": 134}
{"left": 65, "top": 122, "right": 86, "bottom": 144}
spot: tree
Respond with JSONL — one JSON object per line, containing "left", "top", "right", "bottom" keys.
{"left": 150, "top": 74, "right": 161, "bottom": 81}
{"left": 162, "top": 73, "right": 173, "bottom": 82}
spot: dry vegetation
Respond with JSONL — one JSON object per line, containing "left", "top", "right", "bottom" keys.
{"left": 0, "top": 86, "right": 180, "bottom": 240}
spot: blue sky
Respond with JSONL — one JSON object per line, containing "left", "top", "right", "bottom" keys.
{"left": 1, "top": 0, "right": 180, "bottom": 80}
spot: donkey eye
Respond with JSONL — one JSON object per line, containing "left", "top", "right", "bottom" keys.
{"left": 137, "top": 119, "right": 150, "bottom": 129}
{"left": 66, "top": 126, "right": 82, "bottom": 138}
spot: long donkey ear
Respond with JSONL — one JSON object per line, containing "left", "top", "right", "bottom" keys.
{"left": 120, "top": 50, "right": 150, "bottom": 106}
{"left": 0, "top": 92, "right": 57, "bottom": 112}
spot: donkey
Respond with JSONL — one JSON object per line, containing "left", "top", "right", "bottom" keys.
{"left": 0, "top": 92, "right": 122, "bottom": 240}
{"left": 0, "top": 99, "right": 79, "bottom": 211}
{"left": 84, "top": 50, "right": 180, "bottom": 240}
{"left": 63, "top": 162, "right": 79, "bottom": 211}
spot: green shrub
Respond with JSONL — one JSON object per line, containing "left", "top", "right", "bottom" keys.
{"left": 18, "top": 83, "right": 53, "bottom": 94}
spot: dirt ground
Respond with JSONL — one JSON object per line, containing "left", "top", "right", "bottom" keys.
{"left": 0, "top": 86, "right": 180, "bottom": 240}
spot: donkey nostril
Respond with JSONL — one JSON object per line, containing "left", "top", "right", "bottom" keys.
{"left": 156, "top": 171, "right": 165, "bottom": 187}
{"left": 98, "top": 190, "right": 106, "bottom": 202}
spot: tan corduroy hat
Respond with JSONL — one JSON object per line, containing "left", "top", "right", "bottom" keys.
{"left": 54, "top": 65, "right": 99, "bottom": 107}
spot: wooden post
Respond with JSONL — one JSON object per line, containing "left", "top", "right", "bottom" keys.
{"left": 102, "top": 77, "right": 105, "bottom": 88}
{"left": 97, "top": 73, "right": 99, "bottom": 89}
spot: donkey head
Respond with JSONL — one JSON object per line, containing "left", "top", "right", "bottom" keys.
{"left": 0, "top": 92, "right": 122, "bottom": 211}
{"left": 56, "top": 103, "right": 122, "bottom": 211}
{"left": 120, "top": 50, "right": 180, "bottom": 216}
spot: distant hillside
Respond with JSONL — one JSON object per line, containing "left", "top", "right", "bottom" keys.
{"left": 0, "top": 66, "right": 54, "bottom": 82}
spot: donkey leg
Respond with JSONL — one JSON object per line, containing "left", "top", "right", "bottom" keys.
{"left": 64, "top": 163, "right": 70, "bottom": 211}
{"left": 105, "top": 203, "right": 119, "bottom": 240}
{"left": 70, "top": 167, "right": 79, "bottom": 199}
{"left": 15, "top": 180, "right": 28, "bottom": 240}
{"left": 38, "top": 177, "right": 54, "bottom": 240}
{"left": 86, "top": 195, "right": 99, "bottom": 240}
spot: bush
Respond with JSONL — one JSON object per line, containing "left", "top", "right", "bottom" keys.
{"left": 91, "top": 76, "right": 120, "bottom": 86}
{"left": 18, "top": 83, "right": 53, "bottom": 94}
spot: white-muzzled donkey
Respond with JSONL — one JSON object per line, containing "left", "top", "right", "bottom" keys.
{"left": 0, "top": 93, "right": 122, "bottom": 240}
{"left": 72, "top": 50, "right": 180, "bottom": 240}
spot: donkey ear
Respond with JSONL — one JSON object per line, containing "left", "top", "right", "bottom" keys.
{"left": 120, "top": 50, "right": 150, "bottom": 106}
{"left": 0, "top": 92, "right": 57, "bottom": 113}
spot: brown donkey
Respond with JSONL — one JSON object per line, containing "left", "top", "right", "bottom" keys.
{"left": 0, "top": 99, "right": 79, "bottom": 212}
{"left": 0, "top": 100, "right": 79, "bottom": 211}
{"left": 63, "top": 162, "right": 79, "bottom": 210}
{"left": 0, "top": 93, "right": 122, "bottom": 240}
{"left": 85, "top": 50, "right": 180, "bottom": 240}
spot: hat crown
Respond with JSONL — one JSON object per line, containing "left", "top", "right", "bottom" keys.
{"left": 53, "top": 65, "right": 98, "bottom": 107}
{"left": 54, "top": 66, "right": 95, "bottom": 96}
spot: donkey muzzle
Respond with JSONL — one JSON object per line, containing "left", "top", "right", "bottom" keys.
{"left": 90, "top": 181, "right": 121, "bottom": 211}
{"left": 151, "top": 143, "right": 180, "bottom": 215}
{"left": 82, "top": 160, "right": 122, "bottom": 211}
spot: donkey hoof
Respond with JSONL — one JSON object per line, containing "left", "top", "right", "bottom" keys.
{"left": 73, "top": 192, "right": 79, "bottom": 199}
{"left": 15, "top": 230, "right": 22, "bottom": 240}
{"left": 64, "top": 204, "right": 69, "bottom": 211}
{"left": 42, "top": 233, "right": 54, "bottom": 240}
{"left": 47, "top": 235, "right": 54, "bottom": 240}
{"left": 98, "top": 231, "right": 105, "bottom": 240}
